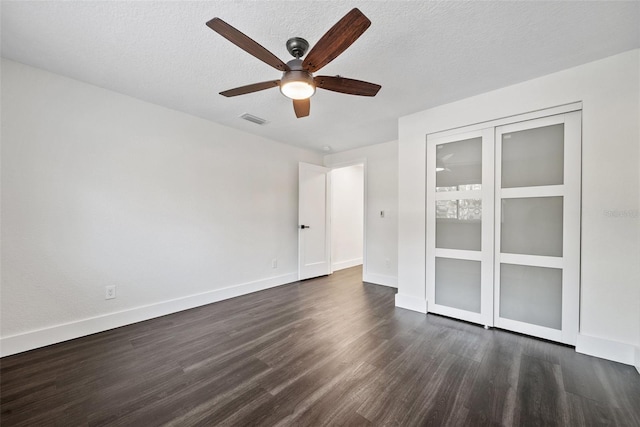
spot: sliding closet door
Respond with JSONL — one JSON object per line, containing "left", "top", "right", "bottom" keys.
{"left": 494, "top": 111, "right": 581, "bottom": 345}
{"left": 426, "top": 129, "right": 494, "bottom": 326}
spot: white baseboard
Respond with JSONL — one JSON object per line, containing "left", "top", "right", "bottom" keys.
{"left": 394, "top": 293, "right": 427, "bottom": 314}
{"left": 0, "top": 272, "right": 298, "bottom": 357}
{"left": 635, "top": 346, "right": 640, "bottom": 375}
{"left": 332, "top": 258, "right": 363, "bottom": 272}
{"left": 363, "top": 272, "right": 397, "bottom": 288}
{"left": 575, "top": 333, "right": 637, "bottom": 366}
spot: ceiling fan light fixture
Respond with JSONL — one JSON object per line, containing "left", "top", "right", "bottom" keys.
{"left": 280, "top": 71, "right": 316, "bottom": 100}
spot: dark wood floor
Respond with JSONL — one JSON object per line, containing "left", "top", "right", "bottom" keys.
{"left": 2, "top": 266, "right": 639, "bottom": 426}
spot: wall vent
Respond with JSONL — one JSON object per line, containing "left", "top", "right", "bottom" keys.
{"left": 240, "top": 113, "right": 267, "bottom": 125}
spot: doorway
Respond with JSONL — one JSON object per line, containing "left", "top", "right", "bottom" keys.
{"left": 330, "top": 164, "right": 365, "bottom": 273}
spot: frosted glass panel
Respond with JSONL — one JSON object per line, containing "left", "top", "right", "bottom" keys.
{"left": 436, "top": 199, "right": 481, "bottom": 250}
{"left": 502, "top": 124, "right": 564, "bottom": 188}
{"left": 435, "top": 258, "right": 481, "bottom": 313}
{"left": 501, "top": 197, "right": 563, "bottom": 257}
{"left": 436, "top": 137, "right": 482, "bottom": 191}
{"left": 500, "top": 264, "right": 562, "bottom": 329}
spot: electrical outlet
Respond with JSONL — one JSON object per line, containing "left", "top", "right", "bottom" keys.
{"left": 272, "top": 258, "right": 278, "bottom": 269}
{"left": 105, "top": 285, "right": 116, "bottom": 300}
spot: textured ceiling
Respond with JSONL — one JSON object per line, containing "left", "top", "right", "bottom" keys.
{"left": 2, "top": 1, "right": 639, "bottom": 153}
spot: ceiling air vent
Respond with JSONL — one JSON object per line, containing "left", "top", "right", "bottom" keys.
{"left": 240, "top": 113, "right": 267, "bottom": 125}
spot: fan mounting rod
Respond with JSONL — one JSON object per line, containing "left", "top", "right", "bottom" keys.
{"left": 286, "top": 37, "right": 309, "bottom": 58}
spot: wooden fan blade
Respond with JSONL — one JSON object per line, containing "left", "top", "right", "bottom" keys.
{"left": 206, "top": 18, "right": 289, "bottom": 72}
{"left": 315, "top": 76, "right": 381, "bottom": 96}
{"left": 293, "top": 99, "right": 310, "bottom": 118}
{"left": 220, "top": 80, "right": 280, "bottom": 97}
{"left": 302, "top": 8, "right": 371, "bottom": 73}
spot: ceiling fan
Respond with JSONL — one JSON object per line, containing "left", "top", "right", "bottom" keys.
{"left": 206, "top": 8, "right": 381, "bottom": 118}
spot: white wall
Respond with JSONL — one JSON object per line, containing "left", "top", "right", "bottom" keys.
{"left": 397, "top": 49, "right": 640, "bottom": 365}
{"left": 637, "top": 51, "right": 640, "bottom": 374}
{"left": 325, "top": 141, "right": 398, "bottom": 287}
{"left": 331, "top": 165, "right": 364, "bottom": 271}
{"left": 0, "top": 59, "right": 322, "bottom": 356}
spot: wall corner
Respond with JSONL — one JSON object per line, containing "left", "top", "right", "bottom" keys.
{"left": 395, "top": 293, "right": 427, "bottom": 314}
{"left": 575, "top": 333, "right": 637, "bottom": 366}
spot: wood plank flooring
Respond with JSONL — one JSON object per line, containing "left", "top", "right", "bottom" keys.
{"left": 2, "top": 266, "right": 639, "bottom": 426}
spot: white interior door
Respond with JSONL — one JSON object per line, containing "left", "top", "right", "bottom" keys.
{"left": 426, "top": 128, "right": 495, "bottom": 326}
{"left": 494, "top": 111, "right": 581, "bottom": 345}
{"left": 299, "top": 162, "right": 331, "bottom": 280}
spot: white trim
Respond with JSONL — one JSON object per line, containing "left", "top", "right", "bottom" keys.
{"left": 332, "top": 257, "right": 363, "bottom": 272}
{"left": 499, "top": 254, "right": 564, "bottom": 269}
{"left": 575, "top": 333, "right": 637, "bottom": 366}
{"left": 434, "top": 190, "right": 482, "bottom": 200}
{"left": 430, "top": 305, "right": 487, "bottom": 327}
{"left": 500, "top": 185, "right": 565, "bottom": 199}
{"left": 434, "top": 248, "right": 483, "bottom": 261}
{"left": 394, "top": 293, "right": 427, "bottom": 313}
{"left": 560, "top": 111, "right": 582, "bottom": 345}
{"left": 324, "top": 157, "right": 367, "bottom": 169}
{"left": 425, "top": 101, "right": 582, "bottom": 140}
{"left": 635, "top": 346, "right": 640, "bottom": 375}
{"left": 0, "top": 272, "right": 298, "bottom": 357}
{"left": 326, "top": 169, "right": 333, "bottom": 276}
{"left": 364, "top": 272, "right": 397, "bottom": 288}
{"left": 494, "top": 317, "right": 562, "bottom": 343}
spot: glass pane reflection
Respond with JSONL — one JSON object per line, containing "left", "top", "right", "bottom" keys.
{"left": 435, "top": 257, "right": 481, "bottom": 313}
{"left": 502, "top": 124, "right": 564, "bottom": 188}
{"left": 500, "top": 263, "right": 562, "bottom": 329}
{"left": 501, "top": 197, "right": 563, "bottom": 257}
{"left": 436, "top": 137, "right": 482, "bottom": 191}
{"left": 436, "top": 199, "right": 481, "bottom": 251}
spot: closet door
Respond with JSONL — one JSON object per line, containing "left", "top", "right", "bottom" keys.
{"left": 494, "top": 112, "right": 581, "bottom": 345}
{"left": 426, "top": 129, "right": 494, "bottom": 326}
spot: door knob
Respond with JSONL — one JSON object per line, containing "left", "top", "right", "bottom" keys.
{"left": 300, "top": 225, "right": 310, "bottom": 229}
